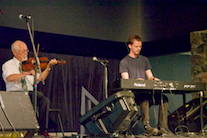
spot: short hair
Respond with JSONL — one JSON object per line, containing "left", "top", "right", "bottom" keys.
{"left": 128, "top": 35, "right": 142, "bottom": 45}
{"left": 11, "top": 40, "right": 21, "bottom": 51}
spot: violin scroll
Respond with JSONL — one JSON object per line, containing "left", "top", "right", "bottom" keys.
{"left": 57, "top": 60, "right": 66, "bottom": 66}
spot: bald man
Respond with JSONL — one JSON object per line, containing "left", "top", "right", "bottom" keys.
{"left": 2, "top": 40, "right": 57, "bottom": 137}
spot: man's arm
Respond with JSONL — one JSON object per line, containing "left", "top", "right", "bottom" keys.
{"left": 145, "top": 69, "right": 160, "bottom": 80}
{"left": 121, "top": 72, "right": 129, "bottom": 79}
{"left": 37, "top": 58, "right": 57, "bottom": 81}
{"left": 37, "top": 67, "right": 51, "bottom": 82}
{"left": 5, "top": 59, "right": 57, "bottom": 82}
{"left": 121, "top": 72, "right": 145, "bottom": 80}
{"left": 6, "top": 71, "right": 34, "bottom": 82}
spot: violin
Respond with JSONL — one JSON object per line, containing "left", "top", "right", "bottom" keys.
{"left": 22, "top": 57, "right": 66, "bottom": 71}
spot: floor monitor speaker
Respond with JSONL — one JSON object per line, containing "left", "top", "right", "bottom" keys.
{"left": 0, "top": 91, "right": 39, "bottom": 136}
{"left": 79, "top": 91, "right": 138, "bottom": 135}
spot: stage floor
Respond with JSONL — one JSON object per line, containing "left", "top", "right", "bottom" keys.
{"left": 45, "top": 132, "right": 207, "bottom": 138}
{"left": 32, "top": 132, "right": 76, "bottom": 137}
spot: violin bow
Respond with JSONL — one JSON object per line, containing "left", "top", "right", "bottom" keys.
{"left": 37, "top": 43, "right": 40, "bottom": 57}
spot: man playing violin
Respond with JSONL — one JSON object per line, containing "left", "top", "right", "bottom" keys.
{"left": 2, "top": 40, "right": 57, "bottom": 137}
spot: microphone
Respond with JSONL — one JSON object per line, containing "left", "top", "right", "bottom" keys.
{"left": 19, "top": 13, "right": 31, "bottom": 20}
{"left": 93, "top": 56, "right": 108, "bottom": 63}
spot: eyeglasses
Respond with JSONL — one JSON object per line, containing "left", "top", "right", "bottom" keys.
{"left": 18, "top": 49, "right": 29, "bottom": 53}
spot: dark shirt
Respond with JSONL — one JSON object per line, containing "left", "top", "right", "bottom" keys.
{"left": 119, "top": 55, "right": 152, "bottom": 79}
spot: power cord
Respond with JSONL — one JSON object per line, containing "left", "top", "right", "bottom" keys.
{"left": 169, "top": 89, "right": 189, "bottom": 134}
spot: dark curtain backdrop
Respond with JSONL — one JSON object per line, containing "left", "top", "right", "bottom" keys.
{"left": 0, "top": 48, "right": 120, "bottom": 132}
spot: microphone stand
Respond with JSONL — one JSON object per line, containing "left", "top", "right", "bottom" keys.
{"left": 99, "top": 61, "right": 108, "bottom": 99}
{"left": 24, "top": 17, "right": 45, "bottom": 114}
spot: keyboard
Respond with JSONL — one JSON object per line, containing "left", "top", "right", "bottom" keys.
{"left": 111, "top": 79, "right": 206, "bottom": 93}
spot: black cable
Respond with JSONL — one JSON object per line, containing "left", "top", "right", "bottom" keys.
{"left": 94, "top": 110, "right": 108, "bottom": 132}
{"left": 169, "top": 89, "right": 188, "bottom": 134}
{"left": 152, "top": 89, "right": 157, "bottom": 123}
{"left": 124, "top": 42, "right": 130, "bottom": 54}
{"left": 160, "top": 87, "right": 165, "bottom": 127}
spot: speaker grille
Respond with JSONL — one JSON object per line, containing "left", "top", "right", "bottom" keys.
{"left": 0, "top": 91, "right": 39, "bottom": 131}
